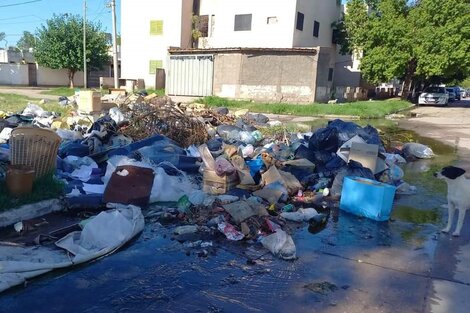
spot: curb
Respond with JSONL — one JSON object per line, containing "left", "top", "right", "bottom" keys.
{"left": 0, "top": 198, "right": 63, "bottom": 229}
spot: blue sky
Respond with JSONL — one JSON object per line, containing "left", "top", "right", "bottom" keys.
{"left": 0, "top": 0, "right": 121, "bottom": 47}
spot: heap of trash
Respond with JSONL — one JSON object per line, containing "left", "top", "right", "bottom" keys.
{"left": 0, "top": 91, "right": 435, "bottom": 292}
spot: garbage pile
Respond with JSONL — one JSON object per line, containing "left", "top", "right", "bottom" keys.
{"left": 0, "top": 92, "right": 436, "bottom": 263}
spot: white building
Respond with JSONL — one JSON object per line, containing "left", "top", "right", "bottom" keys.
{"left": 121, "top": 0, "right": 342, "bottom": 90}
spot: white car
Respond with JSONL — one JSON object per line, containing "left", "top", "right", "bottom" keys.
{"left": 419, "top": 86, "right": 449, "bottom": 106}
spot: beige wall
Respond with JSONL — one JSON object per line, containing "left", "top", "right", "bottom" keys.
{"left": 213, "top": 51, "right": 318, "bottom": 103}
{"left": 36, "top": 66, "right": 84, "bottom": 87}
{"left": 121, "top": 0, "right": 193, "bottom": 88}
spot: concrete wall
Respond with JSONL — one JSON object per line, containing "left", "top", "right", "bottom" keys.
{"left": 314, "top": 47, "right": 336, "bottom": 102}
{"left": 0, "top": 63, "right": 84, "bottom": 87}
{"left": 0, "top": 63, "right": 28, "bottom": 85}
{"left": 213, "top": 50, "right": 318, "bottom": 103}
{"left": 293, "top": 0, "right": 341, "bottom": 48}
{"left": 37, "top": 66, "right": 84, "bottom": 87}
{"left": 198, "top": 0, "right": 297, "bottom": 48}
{"left": 121, "top": 0, "right": 193, "bottom": 88}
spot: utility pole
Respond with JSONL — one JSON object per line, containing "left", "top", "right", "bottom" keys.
{"left": 83, "top": 0, "right": 87, "bottom": 89}
{"left": 110, "top": 0, "right": 119, "bottom": 88}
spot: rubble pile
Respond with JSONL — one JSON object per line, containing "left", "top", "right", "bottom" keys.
{"left": 0, "top": 91, "right": 436, "bottom": 291}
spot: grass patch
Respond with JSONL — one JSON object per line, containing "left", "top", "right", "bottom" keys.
{"left": 198, "top": 96, "right": 412, "bottom": 119}
{"left": 141, "top": 88, "right": 165, "bottom": 96}
{"left": 0, "top": 93, "right": 72, "bottom": 116}
{"left": 41, "top": 87, "right": 76, "bottom": 97}
{"left": 0, "top": 174, "right": 64, "bottom": 212}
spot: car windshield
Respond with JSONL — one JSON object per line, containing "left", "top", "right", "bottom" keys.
{"left": 446, "top": 88, "right": 454, "bottom": 93}
{"left": 425, "top": 87, "right": 445, "bottom": 93}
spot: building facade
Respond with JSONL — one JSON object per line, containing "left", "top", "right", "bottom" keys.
{"left": 121, "top": 0, "right": 342, "bottom": 102}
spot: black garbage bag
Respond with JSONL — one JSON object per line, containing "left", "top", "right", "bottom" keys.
{"left": 295, "top": 144, "right": 316, "bottom": 163}
{"left": 328, "top": 119, "right": 362, "bottom": 143}
{"left": 308, "top": 127, "right": 340, "bottom": 153}
{"left": 325, "top": 155, "right": 347, "bottom": 173}
{"left": 330, "top": 160, "right": 375, "bottom": 197}
{"left": 360, "top": 125, "right": 383, "bottom": 152}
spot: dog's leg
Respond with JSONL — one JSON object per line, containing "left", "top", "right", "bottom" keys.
{"left": 452, "top": 209, "right": 466, "bottom": 237}
{"left": 442, "top": 202, "right": 455, "bottom": 233}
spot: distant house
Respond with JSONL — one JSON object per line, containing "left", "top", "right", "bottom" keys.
{"left": 121, "top": 0, "right": 343, "bottom": 102}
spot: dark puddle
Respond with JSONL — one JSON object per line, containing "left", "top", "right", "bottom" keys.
{"left": 0, "top": 122, "right": 459, "bottom": 313}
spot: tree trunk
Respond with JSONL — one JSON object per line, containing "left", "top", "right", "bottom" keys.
{"left": 401, "top": 60, "right": 417, "bottom": 101}
{"left": 68, "top": 70, "right": 75, "bottom": 89}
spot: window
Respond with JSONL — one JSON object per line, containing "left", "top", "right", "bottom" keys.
{"left": 149, "top": 60, "right": 163, "bottom": 74}
{"left": 296, "top": 12, "right": 304, "bottom": 31}
{"left": 267, "top": 16, "right": 278, "bottom": 24}
{"left": 328, "top": 68, "right": 334, "bottom": 82}
{"left": 150, "top": 20, "right": 164, "bottom": 35}
{"left": 234, "top": 14, "right": 252, "bottom": 31}
{"left": 313, "top": 21, "right": 320, "bottom": 37}
{"left": 196, "top": 15, "right": 209, "bottom": 37}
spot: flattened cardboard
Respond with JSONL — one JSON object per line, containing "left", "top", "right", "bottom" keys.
{"left": 348, "top": 142, "right": 379, "bottom": 173}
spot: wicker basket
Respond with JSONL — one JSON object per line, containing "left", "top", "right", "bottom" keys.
{"left": 10, "top": 127, "right": 61, "bottom": 179}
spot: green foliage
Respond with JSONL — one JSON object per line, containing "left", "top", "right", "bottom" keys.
{"left": 341, "top": 0, "right": 470, "bottom": 85}
{"left": 461, "top": 77, "right": 470, "bottom": 88}
{"left": 198, "top": 96, "right": 412, "bottom": 119}
{"left": 35, "top": 14, "right": 110, "bottom": 87}
{"left": 17, "top": 31, "right": 37, "bottom": 50}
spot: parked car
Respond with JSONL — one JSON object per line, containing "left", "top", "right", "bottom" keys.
{"left": 461, "top": 88, "right": 467, "bottom": 99}
{"left": 448, "top": 86, "right": 461, "bottom": 101}
{"left": 446, "top": 88, "right": 456, "bottom": 102}
{"left": 419, "top": 86, "right": 449, "bottom": 106}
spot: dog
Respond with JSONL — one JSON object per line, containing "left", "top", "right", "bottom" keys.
{"left": 434, "top": 166, "right": 470, "bottom": 236}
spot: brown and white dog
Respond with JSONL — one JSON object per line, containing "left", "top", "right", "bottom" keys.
{"left": 434, "top": 166, "right": 470, "bottom": 236}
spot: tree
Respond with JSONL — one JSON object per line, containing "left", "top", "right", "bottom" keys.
{"left": 339, "top": 0, "right": 470, "bottom": 98}
{"left": 34, "top": 14, "right": 109, "bottom": 88}
{"left": 17, "top": 31, "right": 37, "bottom": 50}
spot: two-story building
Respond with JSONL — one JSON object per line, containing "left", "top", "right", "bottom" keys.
{"left": 121, "top": 0, "right": 342, "bottom": 102}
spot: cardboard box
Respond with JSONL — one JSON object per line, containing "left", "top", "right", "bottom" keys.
{"left": 340, "top": 176, "right": 396, "bottom": 221}
{"left": 203, "top": 169, "right": 239, "bottom": 195}
{"left": 78, "top": 91, "right": 102, "bottom": 113}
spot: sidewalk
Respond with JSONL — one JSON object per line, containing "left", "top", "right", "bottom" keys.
{"left": 0, "top": 86, "right": 59, "bottom": 101}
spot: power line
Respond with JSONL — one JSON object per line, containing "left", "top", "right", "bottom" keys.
{"left": 0, "top": 14, "right": 34, "bottom": 21}
{"left": 0, "top": 0, "right": 42, "bottom": 8}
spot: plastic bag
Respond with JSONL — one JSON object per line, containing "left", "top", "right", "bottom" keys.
{"left": 261, "top": 229, "right": 296, "bottom": 260}
{"left": 330, "top": 160, "right": 375, "bottom": 196}
{"left": 280, "top": 208, "right": 319, "bottom": 222}
{"left": 22, "top": 103, "right": 46, "bottom": 117}
{"left": 308, "top": 127, "right": 340, "bottom": 153}
{"left": 215, "top": 157, "right": 236, "bottom": 176}
{"left": 218, "top": 222, "right": 244, "bottom": 241}
{"left": 402, "top": 143, "right": 434, "bottom": 159}
{"left": 217, "top": 125, "right": 243, "bottom": 141}
{"left": 150, "top": 167, "right": 194, "bottom": 203}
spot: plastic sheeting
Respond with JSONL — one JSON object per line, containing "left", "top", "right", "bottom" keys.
{"left": 0, "top": 205, "right": 144, "bottom": 293}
